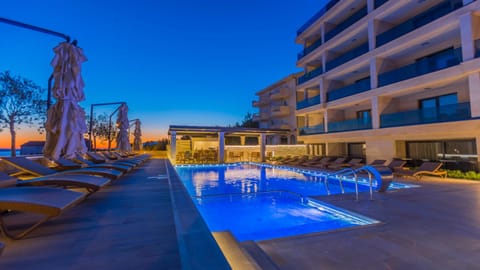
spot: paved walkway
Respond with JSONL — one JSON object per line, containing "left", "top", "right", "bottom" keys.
{"left": 0, "top": 158, "right": 182, "bottom": 270}
{"left": 257, "top": 177, "right": 480, "bottom": 270}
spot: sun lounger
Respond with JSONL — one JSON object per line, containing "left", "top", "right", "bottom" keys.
{"left": 0, "top": 186, "right": 86, "bottom": 239}
{"left": 298, "top": 156, "right": 324, "bottom": 167}
{"left": 0, "top": 171, "right": 110, "bottom": 196}
{"left": 328, "top": 158, "right": 363, "bottom": 170}
{"left": 352, "top": 159, "right": 386, "bottom": 169}
{"left": 303, "top": 157, "right": 332, "bottom": 168}
{"left": 316, "top": 157, "right": 346, "bottom": 170}
{"left": 387, "top": 159, "right": 407, "bottom": 170}
{"left": 393, "top": 161, "right": 447, "bottom": 180}
{"left": 285, "top": 156, "right": 310, "bottom": 166}
{"left": 1, "top": 157, "right": 123, "bottom": 180}
{"left": 87, "top": 152, "right": 143, "bottom": 166}
{"left": 56, "top": 156, "right": 134, "bottom": 173}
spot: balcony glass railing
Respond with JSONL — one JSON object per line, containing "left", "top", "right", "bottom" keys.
{"left": 326, "top": 42, "right": 369, "bottom": 71}
{"left": 327, "top": 78, "right": 371, "bottom": 102}
{"left": 380, "top": 102, "right": 471, "bottom": 128}
{"left": 298, "top": 66, "right": 323, "bottom": 85}
{"left": 324, "top": 6, "right": 368, "bottom": 42}
{"left": 298, "top": 38, "right": 323, "bottom": 60}
{"left": 375, "top": 0, "right": 388, "bottom": 8}
{"left": 299, "top": 124, "right": 325, "bottom": 135}
{"left": 328, "top": 118, "right": 372, "bottom": 132}
{"left": 297, "top": 0, "right": 341, "bottom": 36}
{"left": 376, "top": 0, "right": 463, "bottom": 47}
{"left": 296, "top": 95, "right": 321, "bottom": 110}
{"left": 378, "top": 47, "right": 462, "bottom": 87}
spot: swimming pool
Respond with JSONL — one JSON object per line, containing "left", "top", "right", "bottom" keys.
{"left": 175, "top": 163, "right": 410, "bottom": 241}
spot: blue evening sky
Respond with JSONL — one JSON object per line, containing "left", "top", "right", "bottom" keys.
{"left": 0, "top": 0, "right": 326, "bottom": 144}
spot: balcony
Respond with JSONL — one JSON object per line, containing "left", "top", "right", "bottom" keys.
{"left": 378, "top": 47, "right": 462, "bottom": 87}
{"left": 270, "top": 89, "right": 289, "bottom": 100}
{"left": 296, "top": 95, "right": 321, "bottom": 110}
{"left": 324, "top": 6, "right": 368, "bottom": 42}
{"left": 252, "top": 99, "right": 269, "bottom": 107}
{"left": 326, "top": 42, "right": 369, "bottom": 71}
{"left": 299, "top": 124, "right": 325, "bottom": 135}
{"left": 271, "top": 106, "right": 290, "bottom": 117}
{"left": 298, "top": 38, "right": 323, "bottom": 60}
{"left": 328, "top": 118, "right": 372, "bottom": 133}
{"left": 297, "top": 0, "right": 341, "bottom": 36}
{"left": 253, "top": 113, "right": 270, "bottom": 121}
{"left": 376, "top": 0, "right": 463, "bottom": 47}
{"left": 298, "top": 66, "right": 323, "bottom": 85}
{"left": 380, "top": 102, "right": 471, "bottom": 128}
{"left": 271, "top": 123, "right": 291, "bottom": 130}
{"left": 327, "top": 77, "right": 370, "bottom": 102}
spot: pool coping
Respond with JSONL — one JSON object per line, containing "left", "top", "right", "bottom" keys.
{"left": 165, "top": 159, "right": 231, "bottom": 269}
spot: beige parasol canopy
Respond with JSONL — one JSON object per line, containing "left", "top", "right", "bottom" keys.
{"left": 43, "top": 41, "right": 88, "bottom": 160}
{"left": 116, "top": 103, "right": 131, "bottom": 153}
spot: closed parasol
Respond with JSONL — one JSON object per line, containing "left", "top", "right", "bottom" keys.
{"left": 133, "top": 119, "right": 142, "bottom": 151}
{"left": 116, "top": 103, "right": 131, "bottom": 153}
{"left": 43, "top": 41, "right": 88, "bottom": 160}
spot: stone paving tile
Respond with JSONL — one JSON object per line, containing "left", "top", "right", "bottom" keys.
{"left": 0, "top": 158, "right": 181, "bottom": 270}
{"left": 257, "top": 178, "right": 480, "bottom": 270}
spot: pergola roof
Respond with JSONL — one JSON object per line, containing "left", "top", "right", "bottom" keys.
{"left": 168, "top": 125, "right": 290, "bottom": 136}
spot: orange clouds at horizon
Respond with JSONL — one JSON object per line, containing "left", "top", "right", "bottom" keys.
{"left": 0, "top": 126, "right": 167, "bottom": 149}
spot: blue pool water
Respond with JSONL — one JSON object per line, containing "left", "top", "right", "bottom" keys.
{"left": 194, "top": 191, "right": 378, "bottom": 241}
{"left": 175, "top": 163, "right": 412, "bottom": 241}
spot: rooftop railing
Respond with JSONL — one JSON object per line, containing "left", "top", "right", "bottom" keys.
{"left": 328, "top": 118, "right": 372, "bottom": 133}
{"left": 327, "top": 77, "right": 371, "bottom": 102}
{"left": 299, "top": 123, "right": 325, "bottom": 135}
{"left": 296, "top": 95, "right": 321, "bottom": 110}
{"left": 298, "top": 66, "right": 323, "bottom": 85}
{"left": 380, "top": 102, "right": 471, "bottom": 128}
{"left": 378, "top": 47, "right": 462, "bottom": 87}
{"left": 324, "top": 6, "right": 368, "bottom": 42}
{"left": 297, "top": 0, "right": 341, "bottom": 36}
{"left": 326, "top": 42, "right": 369, "bottom": 71}
{"left": 376, "top": 0, "right": 463, "bottom": 47}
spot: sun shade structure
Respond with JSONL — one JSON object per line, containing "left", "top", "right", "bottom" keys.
{"left": 115, "top": 103, "right": 131, "bottom": 153}
{"left": 133, "top": 119, "right": 142, "bottom": 151}
{"left": 43, "top": 41, "right": 88, "bottom": 160}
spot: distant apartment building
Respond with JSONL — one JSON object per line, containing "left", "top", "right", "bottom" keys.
{"left": 253, "top": 73, "right": 300, "bottom": 145}
{"left": 293, "top": 0, "right": 480, "bottom": 170}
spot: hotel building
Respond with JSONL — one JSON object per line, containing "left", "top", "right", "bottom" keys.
{"left": 253, "top": 73, "right": 300, "bottom": 145}
{"left": 292, "top": 0, "right": 480, "bottom": 171}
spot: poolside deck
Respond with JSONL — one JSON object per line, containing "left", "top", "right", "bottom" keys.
{"left": 256, "top": 177, "right": 480, "bottom": 269}
{"left": 1, "top": 160, "right": 479, "bottom": 269}
{"left": 0, "top": 158, "right": 183, "bottom": 269}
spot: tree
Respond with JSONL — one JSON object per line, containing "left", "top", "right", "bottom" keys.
{"left": 89, "top": 113, "right": 117, "bottom": 150}
{"left": 0, "top": 71, "right": 46, "bottom": 156}
{"left": 239, "top": 112, "right": 259, "bottom": 128}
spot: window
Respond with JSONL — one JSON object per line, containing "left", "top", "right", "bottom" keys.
{"left": 356, "top": 110, "right": 371, "bottom": 119}
{"left": 348, "top": 142, "right": 366, "bottom": 158}
{"left": 406, "top": 139, "right": 477, "bottom": 161}
{"left": 419, "top": 93, "right": 457, "bottom": 121}
{"left": 357, "top": 110, "right": 371, "bottom": 126}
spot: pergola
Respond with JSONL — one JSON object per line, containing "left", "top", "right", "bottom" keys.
{"left": 168, "top": 125, "right": 291, "bottom": 163}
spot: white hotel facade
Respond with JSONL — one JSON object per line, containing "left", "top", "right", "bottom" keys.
{"left": 255, "top": 0, "right": 480, "bottom": 171}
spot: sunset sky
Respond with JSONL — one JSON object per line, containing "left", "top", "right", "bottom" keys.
{"left": 0, "top": 0, "right": 327, "bottom": 148}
